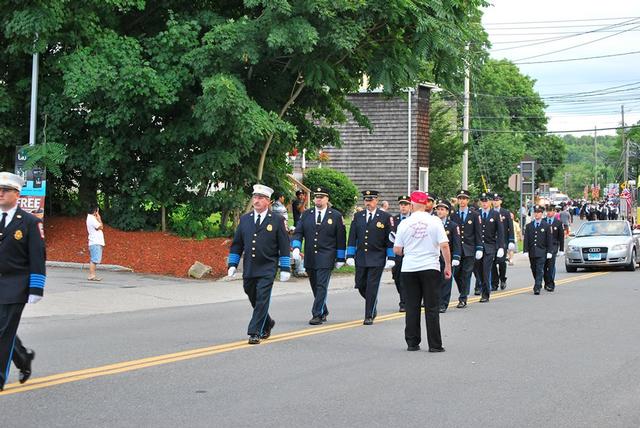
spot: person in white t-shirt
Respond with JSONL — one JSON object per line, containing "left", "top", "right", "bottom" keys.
{"left": 393, "top": 191, "right": 451, "bottom": 352}
{"left": 86, "top": 205, "right": 105, "bottom": 281}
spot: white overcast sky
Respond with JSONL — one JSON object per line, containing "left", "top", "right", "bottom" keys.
{"left": 482, "top": 0, "right": 640, "bottom": 135}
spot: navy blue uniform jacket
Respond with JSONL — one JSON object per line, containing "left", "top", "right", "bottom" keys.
{"left": 0, "top": 207, "right": 46, "bottom": 304}
{"left": 478, "top": 209, "right": 505, "bottom": 255}
{"left": 523, "top": 221, "right": 553, "bottom": 258}
{"left": 497, "top": 207, "right": 515, "bottom": 246}
{"left": 543, "top": 217, "right": 564, "bottom": 254}
{"left": 443, "top": 217, "right": 462, "bottom": 262}
{"left": 228, "top": 211, "right": 291, "bottom": 278}
{"left": 291, "top": 207, "right": 346, "bottom": 269}
{"left": 346, "top": 209, "right": 394, "bottom": 267}
{"left": 450, "top": 209, "right": 483, "bottom": 257}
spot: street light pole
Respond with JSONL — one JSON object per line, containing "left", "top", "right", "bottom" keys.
{"left": 461, "top": 63, "right": 470, "bottom": 190}
{"left": 29, "top": 36, "right": 39, "bottom": 147}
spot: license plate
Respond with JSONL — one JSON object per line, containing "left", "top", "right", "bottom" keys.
{"left": 587, "top": 253, "right": 602, "bottom": 261}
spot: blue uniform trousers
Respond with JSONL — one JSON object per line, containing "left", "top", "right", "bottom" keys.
{"left": 243, "top": 277, "right": 274, "bottom": 336}
{"left": 454, "top": 256, "right": 475, "bottom": 302}
{"left": 355, "top": 266, "right": 384, "bottom": 319}
{"left": 543, "top": 254, "right": 557, "bottom": 290}
{"left": 478, "top": 252, "right": 496, "bottom": 298}
{"left": 0, "top": 303, "right": 25, "bottom": 388}
{"left": 529, "top": 256, "right": 546, "bottom": 291}
{"left": 307, "top": 268, "right": 332, "bottom": 318}
{"left": 439, "top": 260, "right": 458, "bottom": 308}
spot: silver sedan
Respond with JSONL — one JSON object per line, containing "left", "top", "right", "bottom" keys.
{"left": 565, "top": 221, "right": 640, "bottom": 272}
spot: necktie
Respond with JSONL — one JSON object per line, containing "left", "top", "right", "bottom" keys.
{"left": 0, "top": 212, "right": 6, "bottom": 237}
{"left": 462, "top": 211, "right": 466, "bottom": 222}
{"left": 483, "top": 212, "right": 487, "bottom": 220}
{"left": 367, "top": 212, "right": 372, "bottom": 224}
{"left": 317, "top": 211, "right": 322, "bottom": 225}
{"left": 535, "top": 222, "right": 539, "bottom": 228}
{"left": 255, "top": 214, "right": 261, "bottom": 227}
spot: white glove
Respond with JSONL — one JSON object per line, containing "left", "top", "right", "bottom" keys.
{"left": 335, "top": 262, "right": 345, "bottom": 269}
{"left": 346, "top": 258, "right": 355, "bottom": 267}
{"left": 28, "top": 294, "right": 42, "bottom": 304}
{"left": 292, "top": 248, "right": 301, "bottom": 261}
{"left": 497, "top": 248, "right": 505, "bottom": 258}
{"left": 475, "top": 250, "right": 483, "bottom": 260}
{"left": 384, "top": 259, "right": 395, "bottom": 270}
{"left": 546, "top": 253, "right": 552, "bottom": 259}
{"left": 508, "top": 242, "right": 516, "bottom": 251}
{"left": 279, "top": 271, "right": 291, "bottom": 282}
{"left": 523, "top": 252, "right": 528, "bottom": 257}
{"left": 452, "top": 259, "right": 460, "bottom": 267}
{"left": 558, "top": 251, "right": 565, "bottom": 256}
{"left": 227, "top": 267, "right": 237, "bottom": 277}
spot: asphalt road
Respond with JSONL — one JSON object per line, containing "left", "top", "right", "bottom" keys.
{"left": 1, "top": 258, "right": 640, "bottom": 428}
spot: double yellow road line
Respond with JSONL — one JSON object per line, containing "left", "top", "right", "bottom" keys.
{"left": 1, "top": 271, "right": 608, "bottom": 396}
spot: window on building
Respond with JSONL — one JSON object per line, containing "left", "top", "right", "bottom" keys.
{"left": 418, "top": 167, "right": 429, "bottom": 192}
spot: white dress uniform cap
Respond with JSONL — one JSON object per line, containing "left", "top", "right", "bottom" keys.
{"left": 0, "top": 171, "right": 24, "bottom": 191}
{"left": 252, "top": 184, "right": 274, "bottom": 198}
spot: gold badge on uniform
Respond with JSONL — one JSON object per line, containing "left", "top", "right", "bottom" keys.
{"left": 266, "top": 224, "right": 273, "bottom": 232}
{"left": 376, "top": 221, "right": 384, "bottom": 229}
{"left": 327, "top": 218, "right": 333, "bottom": 225}
{"left": 14, "top": 230, "right": 23, "bottom": 240}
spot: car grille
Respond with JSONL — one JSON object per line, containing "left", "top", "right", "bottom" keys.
{"left": 581, "top": 247, "right": 608, "bottom": 262}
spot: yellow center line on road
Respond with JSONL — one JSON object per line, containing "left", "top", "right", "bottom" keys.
{"left": 1, "top": 271, "right": 608, "bottom": 396}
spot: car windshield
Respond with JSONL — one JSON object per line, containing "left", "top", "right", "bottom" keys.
{"left": 576, "top": 222, "right": 629, "bottom": 237}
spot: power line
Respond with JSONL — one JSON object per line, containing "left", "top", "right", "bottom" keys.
{"left": 484, "top": 17, "right": 640, "bottom": 25}
{"left": 469, "top": 125, "right": 637, "bottom": 134}
{"left": 514, "top": 50, "right": 640, "bottom": 64}
{"left": 513, "top": 22, "right": 640, "bottom": 61}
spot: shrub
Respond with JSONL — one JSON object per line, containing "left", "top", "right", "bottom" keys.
{"left": 303, "top": 167, "right": 358, "bottom": 216}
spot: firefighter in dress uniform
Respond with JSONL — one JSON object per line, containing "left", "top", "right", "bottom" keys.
{"left": 227, "top": 184, "right": 291, "bottom": 345}
{"left": 391, "top": 195, "right": 412, "bottom": 312}
{"left": 451, "top": 190, "right": 483, "bottom": 308}
{"left": 346, "top": 190, "right": 395, "bottom": 325}
{"left": 543, "top": 204, "right": 565, "bottom": 292}
{"left": 491, "top": 193, "right": 516, "bottom": 290}
{"left": 0, "top": 172, "right": 43, "bottom": 391}
{"left": 523, "top": 205, "right": 553, "bottom": 294}
{"left": 435, "top": 200, "right": 461, "bottom": 313}
{"left": 291, "top": 187, "right": 346, "bottom": 325}
{"left": 476, "top": 192, "right": 505, "bottom": 302}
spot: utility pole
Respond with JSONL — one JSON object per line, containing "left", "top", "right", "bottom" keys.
{"left": 461, "top": 61, "right": 470, "bottom": 190}
{"left": 594, "top": 126, "right": 598, "bottom": 189}
{"left": 622, "top": 105, "right": 628, "bottom": 184}
{"left": 29, "top": 36, "right": 39, "bottom": 147}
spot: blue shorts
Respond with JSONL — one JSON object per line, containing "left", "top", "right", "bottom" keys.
{"left": 89, "top": 245, "right": 103, "bottom": 264}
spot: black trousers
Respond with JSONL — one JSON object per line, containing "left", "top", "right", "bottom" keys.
{"left": 391, "top": 259, "right": 406, "bottom": 305}
{"left": 355, "top": 266, "right": 384, "bottom": 318}
{"left": 402, "top": 270, "right": 442, "bottom": 349}
{"left": 478, "top": 252, "right": 496, "bottom": 298}
{"left": 529, "top": 256, "right": 546, "bottom": 291}
{"left": 454, "top": 256, "right": 475, "bottom": 302}
{"left": 0, "top": 303, "right": 25, "bottom": 388}
{"left": 544, "top": 253, "right": 557, "bottom": 290}
{"left": 491, "top": 255, "right": 507, "bottom": 288}
{"left": 307, "top": 268, "right": 332, "bottom": 318}
{"left": 243, "top": 276, "right": 274, "bottom": 336}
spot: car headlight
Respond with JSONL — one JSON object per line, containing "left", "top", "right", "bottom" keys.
{"left": 568, "top": 245, "right": 580, "bottom": 252}
{"left": 611, "top": 244, "right": 628, "bottom": 251}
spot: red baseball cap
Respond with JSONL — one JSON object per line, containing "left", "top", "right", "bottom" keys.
{"left": 410, "top": 191, "right": 428, "bottom": 204}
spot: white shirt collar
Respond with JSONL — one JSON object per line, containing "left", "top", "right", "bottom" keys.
{"left": 0, "top": 205, "right": 18, "bottom": 227}
{"left": 366, "top": 208, "right": 377, "bottom": 217}
{"left": 253, "top": 209, "right": 268, "bottom": 224}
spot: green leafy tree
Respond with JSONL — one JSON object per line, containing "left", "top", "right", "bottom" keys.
{"left": 303, "top": 167, "right": 358, "bottom": 216}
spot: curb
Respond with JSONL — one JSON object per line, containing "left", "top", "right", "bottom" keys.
{"left": 46, "top": 261, "right": 133, "bottom": 272}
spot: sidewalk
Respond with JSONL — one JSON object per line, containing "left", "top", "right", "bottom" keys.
{"left": 26, "top": 253, "right": 531, "bottom": 319}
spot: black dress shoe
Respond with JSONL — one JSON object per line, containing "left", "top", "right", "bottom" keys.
{"left": 407, "top": 345, "right": 420, "bottom": 351}
{"left": 491, "top": 286, "right": 498, "bottom": 291}
{"left": 309, "top": 316, "right": 323, "bottom": 325}
{"left": 399, "top": 303, "right": 406, "bottom": 313}
{"left": 547, "top": 287, "right": 554, "bottom": 292}
{"left": 474, "top": 289, "right": 481, "bottom": 296}
{"left": 363, "top": 317, "right": 374, "bottom": 325}
{"left": 534, "top": 290, "right": 540, "bottom": 295}
{"left": 321, "top": 314, "right": 328, "bottom": 322}
{"left": 428, "top": 347, "right": 446, "bottom": 353}
{"left": 19, "top": 349, "right": 35, "bottom": 384}
{"left": 261, "top": 319, "right": 276, "bottom": 339}
{"left": 248, "top": 335, "right": 261, "bottom": 345}
{"left": 500, "top": 280, "right": 507, "bottom": 290}
{"left": 439, "top": 305, "right": 447, "bottom": 313}
{"left": 456, "top": 301, "right": 467, "bottom": 309}
{"left": 479, "top": 296, "right": 489, "bottom": 303}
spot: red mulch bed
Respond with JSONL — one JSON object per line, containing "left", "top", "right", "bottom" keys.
{"left": 45, "top": 217, "right": 230, "bottom": 278}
